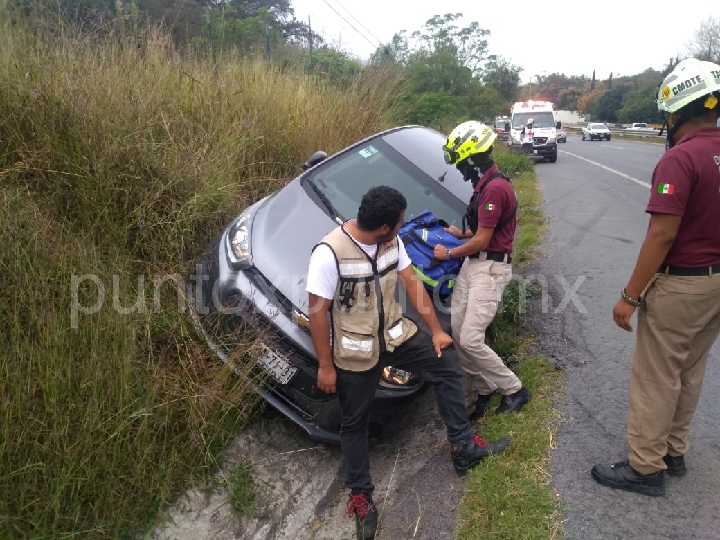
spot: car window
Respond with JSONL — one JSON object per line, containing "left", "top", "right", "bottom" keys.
{"left": 303, "top": 135, "right": 467, "bottom": 228}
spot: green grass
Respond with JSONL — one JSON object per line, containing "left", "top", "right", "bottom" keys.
{"left": 457, "top": 148, "right": 565, "bottom": 540}
{"left": 456, "top": 358, "right": 563, "bottom": 540}
{"left": 0, "top": 10, "right": 399, "bottom": 540}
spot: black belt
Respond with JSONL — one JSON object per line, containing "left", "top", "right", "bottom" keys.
{"left": 658, "top": 263, "right": 720, "bottom": 276}
{"left": 468, "top": 251, "right": 512, "bottom": 263}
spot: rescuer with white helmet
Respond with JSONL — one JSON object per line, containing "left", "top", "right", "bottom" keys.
{"left": 592, "top": 58, "right": 720, "bottom": 497}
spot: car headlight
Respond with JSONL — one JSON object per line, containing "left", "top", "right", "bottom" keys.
{"left": 547, "top": 137, "right": 556, "bottom": 143}
{"left": 382, "top": 366, "right": 418, "bottom": 386}
{"left": 225, "top": 207, "right": 257, "bottom": 269}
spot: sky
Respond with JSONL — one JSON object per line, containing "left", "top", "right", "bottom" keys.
{"left": 289, "top": 0, "right": 717, "bottom": 82}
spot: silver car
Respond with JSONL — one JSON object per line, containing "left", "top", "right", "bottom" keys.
{"left": 187, "top": 125, "right": 476, "bottom": 444}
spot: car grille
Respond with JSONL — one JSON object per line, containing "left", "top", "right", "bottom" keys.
{"left": 533, "top": 137, "right": 548, "bottom": 145}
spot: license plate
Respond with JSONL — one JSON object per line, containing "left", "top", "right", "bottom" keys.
{"left": 257, "top": 345, "right": 298, "bottom": 384}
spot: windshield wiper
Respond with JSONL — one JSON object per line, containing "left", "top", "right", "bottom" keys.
{"left": 305, "top": 178, "right": 344, "bottom": 223}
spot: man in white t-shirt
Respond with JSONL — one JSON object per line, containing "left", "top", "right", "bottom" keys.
{"left": 306, "top": 185, "right": 510, "bottom": 540}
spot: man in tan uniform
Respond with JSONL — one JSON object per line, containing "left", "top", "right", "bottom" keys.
{"left": 592, "top": 58, "right": 720, "bottom": 497}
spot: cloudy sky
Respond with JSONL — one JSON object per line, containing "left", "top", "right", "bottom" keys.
{"left": 289, "top": 0, "right": 717, "bottom": 81}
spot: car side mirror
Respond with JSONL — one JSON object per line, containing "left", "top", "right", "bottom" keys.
{"left": 556, "top": 121, "right": 562, "bottom": 129}
{"left": 504, "top": 122, "right": 511, "bottom": 131}
{"left": 302, "top": 150, "right": 327, "bottom": 171}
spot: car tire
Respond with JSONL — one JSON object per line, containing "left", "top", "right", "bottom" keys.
{"left": 607, "top": 135, "right": 611, "bottom": 141}
{"left": 582, "top": 134, "right": 586, "bottom": 140}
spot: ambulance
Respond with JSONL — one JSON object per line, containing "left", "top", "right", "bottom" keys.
{"left": 508, "top": 100, "right": 561, "bottom": 163}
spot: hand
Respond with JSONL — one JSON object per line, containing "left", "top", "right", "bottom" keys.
{"left": 613, "top": 298, "right": 637, "bottom": 332}
{"left": 431, "top": 331, "right": 453, "bottom": 357}
{"left": 317, "top": 364, "right": 337, "bottom": 393}
{"left": 433, "top": 244, "right": 448, "bottom": 260}
{"left": 444, "top": 225, "right": 463, "bottom": 238}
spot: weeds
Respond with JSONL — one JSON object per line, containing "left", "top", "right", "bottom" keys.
{"left": 0, "top": 10, "right": 397, "bottom": 539}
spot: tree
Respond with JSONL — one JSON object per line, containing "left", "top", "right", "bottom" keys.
{"left": 482, "top": 55, "right": 522, "bottom": 101}
{"left": 687, "top": 16, "right": 720, "bottom": 63}
{"left": 608, "top": 72, "right": 613, "bottom": 89}
{"left": 577, "top": 89, "right": 605, "bottom": 116}
{"left": 591, "top": 69, "right": 596, "bottom": 90}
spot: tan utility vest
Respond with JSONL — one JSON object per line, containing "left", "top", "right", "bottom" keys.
{"left": 315, "top": 225, "right": 418, "bottom": 372}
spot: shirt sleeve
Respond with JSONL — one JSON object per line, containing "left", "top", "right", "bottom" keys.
{"left": 477, "top": 183, "right": 505, "bottom": 228}
{"left": 305, "top": 244, "right": 339, "bottom": 300}
{"left": 396, "top": 237, "right": 412, "bottom": 271}
{"left": 646, "top": 152, "right": 694, "bottom": 216}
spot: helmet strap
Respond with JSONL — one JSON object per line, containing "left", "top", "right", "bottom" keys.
{"left": 665, "top": 114, "right": 686, "bottom": 150}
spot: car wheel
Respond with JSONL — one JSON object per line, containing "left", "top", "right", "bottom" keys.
{"left": 547, "top": 152, "right": 558, "bottom": 163}
{"left": 582, "top": 134, "right": 586, "bottom": 140}
{"left": 607, "top": 135, "right": 611, "bottom": 141}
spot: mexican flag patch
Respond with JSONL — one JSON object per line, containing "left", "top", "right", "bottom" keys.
{"left": 657, "top": 183, "right": 674, "bottom": 194}
{"left": 485, "top": 203, "right": 494, "bottom": 210}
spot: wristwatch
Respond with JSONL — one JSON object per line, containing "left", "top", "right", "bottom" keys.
{"left": 446, "top": 248, "right": 452, "bottom": 260}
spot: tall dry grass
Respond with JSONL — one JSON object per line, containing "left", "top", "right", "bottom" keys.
{"left": 0, "top": 11, "right": 397, "bottom": 539}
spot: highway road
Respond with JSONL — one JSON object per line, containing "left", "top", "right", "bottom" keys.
{"left": 528, "top": 134, "right": 720, "bottom": 540}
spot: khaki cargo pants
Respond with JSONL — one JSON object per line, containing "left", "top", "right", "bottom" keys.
{"left": 628, "top": 271, "right": 720, "bottom": 475}
{"left": 450, "top": 256, "right": 522, "bottom": 396}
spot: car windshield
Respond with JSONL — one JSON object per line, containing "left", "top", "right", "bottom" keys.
{"left": 590, "top": 124, "right": 607, "bottom": 129}
{"left": 512, "top": 111, "right": 555, "bottom": 128}
{"left": 302, "top": 134, "right": 467, "bottom": 228}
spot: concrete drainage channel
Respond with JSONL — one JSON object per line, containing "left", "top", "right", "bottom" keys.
{"left": 148, "top": 388, "right": 467, "bottom": 540}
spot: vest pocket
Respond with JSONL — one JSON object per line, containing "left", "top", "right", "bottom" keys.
{"left": 385, "top": 318, "right": 407, "bottom": 350}
{"left": 337, "top": 320, "right": 376, "bottom": 366}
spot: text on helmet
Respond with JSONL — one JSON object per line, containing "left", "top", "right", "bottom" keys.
{"left": 672, "top": 75, "right": 704, "bottom": 96}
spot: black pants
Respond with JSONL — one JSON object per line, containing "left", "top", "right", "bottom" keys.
{"left": 335, "top": 330, "right": 473, "bottom": 495}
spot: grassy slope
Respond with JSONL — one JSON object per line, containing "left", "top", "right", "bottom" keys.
{"left": 0, "top": 16, "right": 398, "bottom": 539}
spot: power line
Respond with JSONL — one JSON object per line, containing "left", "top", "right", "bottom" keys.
{"left": 318, "top": 0, "right": 381, "bottom": 49}
{"left": 327, "top": 0, "right": 383, "bottom": 46}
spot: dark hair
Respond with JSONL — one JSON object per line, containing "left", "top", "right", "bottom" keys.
{"left": 357, "top": 186, "right": 407, "bottom": 231}
{"left": 678, "top": 90, "right": 720, "bottom": 121}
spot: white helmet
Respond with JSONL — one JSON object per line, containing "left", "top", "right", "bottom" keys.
{"left": 657, "top": 57, "right": 720, "bottom": 114}
{"left": 527, "top": 118, "right": 534, "bottom": 124}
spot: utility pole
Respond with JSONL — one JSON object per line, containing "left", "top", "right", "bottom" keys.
{"left": 308, "top": 15, "right": 313, "bottom": 68}
{"left": 266, "top": 25, "right": 271, "bottom": 61}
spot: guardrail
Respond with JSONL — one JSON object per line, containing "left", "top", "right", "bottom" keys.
{"left": 563, "top": 125, "right": 664, "bottom": 138}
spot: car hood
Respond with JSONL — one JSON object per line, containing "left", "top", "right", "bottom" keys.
{"left": 249, "top": 178, "right": 337, "bottom": 314}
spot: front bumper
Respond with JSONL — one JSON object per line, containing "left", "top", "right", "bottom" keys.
{"left": 187, "top": 231, "right": 431, "bottom": 445}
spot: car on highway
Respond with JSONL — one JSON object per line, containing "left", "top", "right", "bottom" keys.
{"left": 186, "top": 125, "right": 476, "bottom": 444}
{"left": 557, "top": 127, "right": 567, "bottom": 142}
{"left": 582, "top": 123, "right": 612, "bottom": 141}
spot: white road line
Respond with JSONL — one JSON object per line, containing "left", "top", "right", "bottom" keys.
{"left": 559, "top": 150, "right": 652, "bottom": 189}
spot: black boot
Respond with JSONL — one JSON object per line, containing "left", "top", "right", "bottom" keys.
{"left": 663, "top": 454, "right": 687, "bottom": 477}
{"left": 469, "top": 392, "right": 494, "bottom": 421}
{"left": 347, "top": 491, "right": 378, "bottom": 539}
{"left": 450, "top": 434, "right": 510, "bottom": 477}
{"left": 495, "top": 386, "right": 532, "bottom": 414}
{"left": 591, "top": 460, "right": 665, "bottom": 497}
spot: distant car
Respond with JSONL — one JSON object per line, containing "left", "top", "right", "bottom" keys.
{"left": 582, "top": 123, "right": 611, "bottom": 141}
{"left": 186, "top": 125, "right": 476, "bottom": 444}
{"left": 626, "top": 122, "right": 657, "bottom": 132}
{"left": 557, "top": 128, "right": 567, "bottom": 143}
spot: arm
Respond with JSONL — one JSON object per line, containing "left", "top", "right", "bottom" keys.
{"left": 307, "top": 293, "right": 337, "bottom": 393}
{"left": 623, "top": 214, "right": 681, "bottom": 299}
{"left": 305, "top": 244, "right": 339, "bottom": 392}
{"left": 444, "top": 226, "right": 493, "bottom": 259}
